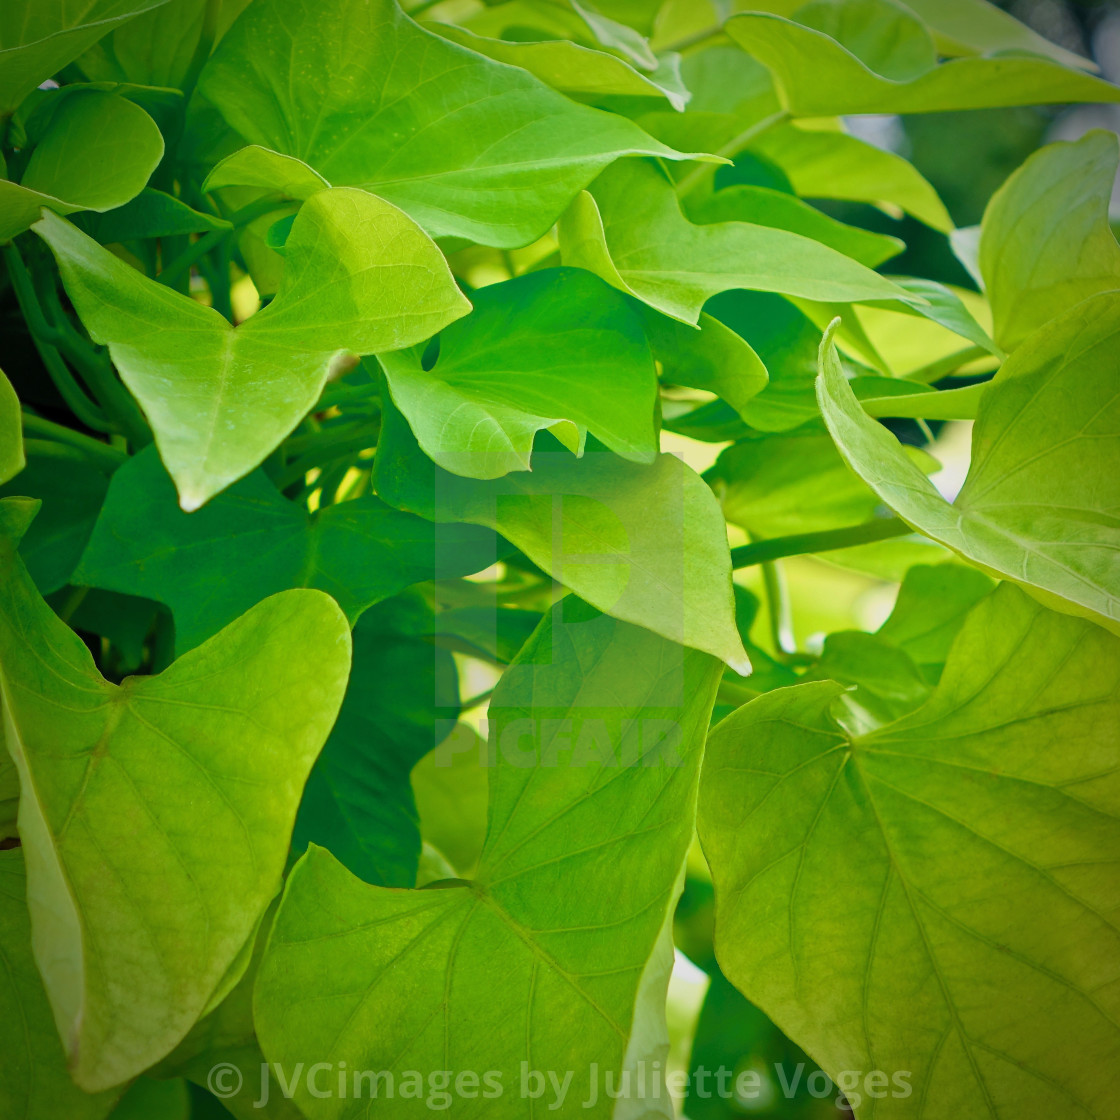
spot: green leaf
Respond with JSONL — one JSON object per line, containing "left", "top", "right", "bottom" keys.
{"left": 375, "top": 402, "right": 751, "bottom": 672}
{"left": 0, "top": 90, "right": 163, "bottom": 242}
{"left": 699, "top": 583, "right": 1120, "bottom": 1118}
{"left": 109, "top": 1076, "right": 190, "bottom": 1120}
{"left": 255, "top": 596, "right": 723, "bottom": 1119}
{"left": 898, "top": 0, "right": 1096, "bottom": 70}
{"left": 0, "top": 368, "right": 22, "bottom": 484}
{"left": 35, "top": 187, "right": 470, "bottom": 509}
{"left": 0, "top": 451, "right": 110, "bottom": 593}
{"left": 380, "top": 268, "right": 658, "bottom": 479}
{"left": 748, "top": 121, "right": 953, "bottom": 232}
{"left": 0, "top": 850, "right": 121, "bottom": 1120}
{"left": 876, "top": 562, "right": 996, "bottom": 681}
{"left": 198, "top": 0, "right": 708, "bottom": 248}
{"left": 980, "top": 132, "right": 1120, "bottom": 352}
{"left": 0, "top": 499, "right": 352, "bottom": 1089}
{"left": 292, "top": 595, "right": 461, "bottom": 888}
{"left": 816, "top": 296, "right": 1120, "bottom": 634}
{"left": 203, "top": 145, "right": 330, "bottom": 201}
{"left": 687, "top": 183, "right": 904, "bottom": 269}
{"left": 725, "top": 10, "right": 1120, "bottom": 117}
{"left": 710, "top": 429, "right": 937, "bottom": 540}
{"left": 559, "top": 159, "right": 915, "bottom": 325}
{"left": 642, "top": 307, "right": 769, "bottom": 422}
{"left": 0, "top": 0, "right": 175, "bottom": 116}
{"left": 76, "top": 446, "right": 498, "bottom": 652}
{"left": 431, "top": 22, "right": 689, "bottom": 110}
{"left": 76, "top": 188, "right": 232, "bottom": 244}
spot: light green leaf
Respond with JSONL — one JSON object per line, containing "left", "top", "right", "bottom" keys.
{"left": 0, "top": 850, "right": 121, "bottom": 1120}
{"left": 980, "top": 132, "right": 1120, "bottom": 352}
{"left": 710, "top": 428, "right": 937, "bottom": 540}
{"left": 0, "top": 499, "right": 352, "bottom": 1089}
{"left": 198, "top": 0, "right": 707, "bottom": 248}
{"left": 794, "top": 0, "right": 936, "bottom": 82}
{"left": 376, "top": 402, "right": 750, "bottom": 672}
{"left": 699, "top": 583, "right": 1120, "bottom": 1119}
{"left": 77, "top": 0, "right": 251, "bottom": 88}
{"left": 860, "top": 381, "right": 989, "bottom": 421}
{"left": 642, "top": 308, "right": 769, "bottom": 421}
{"left": 256, "top": 596, "right": 723, "bottom": 1119}
{"left": 559, "top": 159, "right": 914, "bottom": 325}
{"left": 432, "top": 22, "right": 689, "bottom": 110}
{"left": 687, "top": 183, "right": 905, "bottom": 269}
{"left": 381, "top": 268, "right": 658, "bottom": 479}
{"left": 203, "top": 145, "right": 331, "bottom": 201}
{"left": 876, "top": 562, "right": 995, "bottom": 681}
{"left": 0, "top": 0, "right": 174, "bottom": 116}
{"left": 750, "top": 121, "right": 953, "bottom": 232}
{"left": 35, "top": 187, "right": 470, "bottom": 509}
{"left": 898, "top": 0, "right": 1096, "bottom": 70}
{"left": 292, "top": 595, "right": 460, "bottom": 888}
{"left": 0, "top": 90, "right": 163, "bottom": 242}
{"left": 725, "top": 11, "right": 1120, "bottom": 116}
{"left": 0, "top": 369, "right": 22, "bottom": 484}
{"left": 75, "top": 446, "right": 498, "bottom": 652}
{"left": 816, "top": 296, "right": 1120, "bottom": 634}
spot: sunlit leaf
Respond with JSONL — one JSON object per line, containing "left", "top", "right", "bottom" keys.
{"left": 817, "top": 297, "right": 1120, "bottom": 633}
{"left": 0, "top": 497, "right": 351, "bottom": 1089}
{"left": 699, "top": 583, "right": 1120, "bottom": 1119}
{"left": 35, "top": 187, "right": 469, "bottom": 509}
{"left": 256, "top": 596, "right": 722, "bottom": 1119}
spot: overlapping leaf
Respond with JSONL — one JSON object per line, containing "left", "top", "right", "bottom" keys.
{"left": 35, "top": 187, "right": 469, "bottom": 509}
{"left": 380, "top": 268, "right": 658, "bottom": 479}
{"left": 980, "top": 131, "right": 1120, "bottom": 351}
{"left": 75, "top": 446, "right": 497, "bottom": 651}
{"left": 197, "top": 0, "right": 707, "bottom": 247}
{"left": 0, "top": 369, "right": 21, "bottom": 484}
{"left": 817, "top": 296, "right": 1120, "bottom": 633}
{"left": 0, "top": 0, "right": 174, "bottom": 115}
{"left": 0, "top": 497, "right": 351, "bottom": 1089}
{"left": 256, "top": 597, "right": 723, "bottom": 1119}
{"left": 699, "top": 584, "right": 1120, "bottom": 1118}
{"left": 0, "top": 90, "right": 163, "bottom": 242}
{"left": 559, "top": 158, "right": 912, "bottom": 325}
{"left": 375, "top": 401, "right": 750, "bottom": 672}
{"left": 725, "top": 8, "right": 1120, "bottom": 117}
{"left": 292, "top": 595, "right": 461, "bottom": 889}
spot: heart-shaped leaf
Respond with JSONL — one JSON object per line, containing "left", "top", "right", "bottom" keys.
{"left": 699, "top": 583, "right": 1120, "bottom": 1118}
{"left": 35, "top": 187, "right": 470, "bottom": 509}
{"left": 0, "top": 497, "right": 351, "bottom": 1089}
{"left": 817, "top": 295, "right": 1120, "bottom": 633}
{"left": 0, "top": 90, "right": 163, "bottom": 242}
{"left": 197, "top": 0, "right": 708, "bottom": 248}
{"left": 75, "top": 446, "right": 498, "bottom": 651}
{"left": 380, "top": 268, "right": 659, "bottom": 479}
{"left": 559, "top": 159, "right": 913, "bottom": 325}
{"left": 980, "top": 131, "right": 1120, "bottom": 351}
{"left": 256, "top": 596, "right": 723, "bottom": 1119}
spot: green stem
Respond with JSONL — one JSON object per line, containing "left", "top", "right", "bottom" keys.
{"left": 674, "top": 109, "right": 791, "bottom": 198}
{"left": 761, "top": 559, "right": 795, "bottom": 656}
{"left": 22, "top": 413, "right": 127, "bottom": 470}
{"left": 730, "top": 517, "right": 912, "bottom": 568}
{"left": 157, "top": 198, "right": 278, "bottom": 291}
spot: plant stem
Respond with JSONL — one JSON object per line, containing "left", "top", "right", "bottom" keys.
{"left": 761, "top": 559, "right": 795, "bottom": 656}
{"left": 276, "top": 433, "right": 376, "bottom": 489}
{"left": 730, "top": 517, "right": 913, "bottom": 568}
{"left": 157, "top": 198, "right": 278, "bottom": 291}
{"left": 674, "top": 109, "right": 791, "bottom": 198}
{"left": 22, "top": 413, "right": 127, "bottom": 470}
